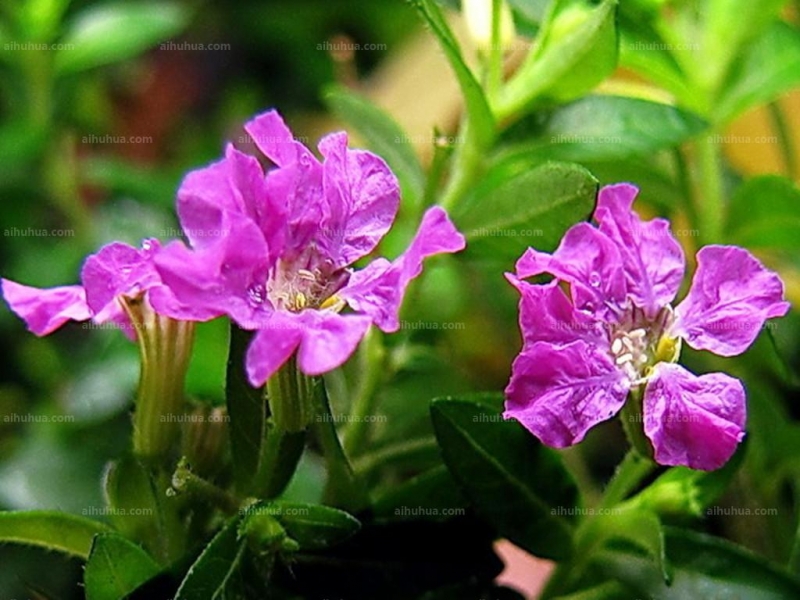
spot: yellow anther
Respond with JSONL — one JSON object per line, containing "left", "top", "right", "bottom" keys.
{"left": 320, "top": 295, "right": 345, "bottom": 312}
{"left": 294, "top": 292, "right": 308, "bottom": 310}
{"left": 654, "top": 335, "right": 681, "bottom": 364}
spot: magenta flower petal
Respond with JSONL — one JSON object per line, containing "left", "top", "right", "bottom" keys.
{"left": 318, "top": 132, "right": 400, "bottom": 267}
{"left": 245, "top": 315, "right": 305, "bottom": 386}
{"left": 175, "top": 156, "right": 237, "bottom": 251}
{"left": 262, "top": 154, "right": 326, "bottom": 258}
{"left": 508, "top": 277, "right": 604, "bottom": 346}
{"left": 176, "top": 145, "right": 285, "bottom": 254}
{"left": 81, "top": 239, "right": 162, "bottom": 324}
{"left": 504, "top": 340, "right": 630, "bottom": 447}
{"left": 515, "top": 222, "right": 627, "bottom": 317}
{"left": 594, "top": 183, "right": 685, "bottom": 315}
{"left": 341, "top": 206, "right": 466, "bottom": 332}
{"left": 243, "top": 110, "right": 318, "bottom": 169}
{"left": 154, "top": 216, "right": 271, "bottom": 326}
{"left": 643, "top": 363, "right": 746, "bottom": 470}
{"left": 1, "top": 279, "right": 91, "bottom": 336}
{"left": 673, "top": 245, "right": 790, "bottom": 356}
{"left": 296, "top": 311, "right": 373, "bottom": 376}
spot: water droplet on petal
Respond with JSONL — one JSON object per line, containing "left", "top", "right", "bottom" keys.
{"left": 142, "top": 240, "right": 152, "bottom": 251}
{"left": 589, "top": 271, "right": 601, "bottom": 288}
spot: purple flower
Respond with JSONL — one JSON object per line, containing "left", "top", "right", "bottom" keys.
{"left": 504, "top": 183, "right": 789, "bottom": 470}
{"left": 155, "top": 110, "right": 465, "bottom": 386}
{"left": 2, "top": 239, "right": 183, "bottom": 338}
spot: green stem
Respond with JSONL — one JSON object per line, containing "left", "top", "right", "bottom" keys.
{"left": 487, "top": 0, "right": 504, "bottom": 100}
{"left": 423, "top": 131, "right": 455, "bottom": 207}
{"left": 619, "top": 387, "right": 653, "bottom": 462}
{"left": 598, "top": 448, "right": 656, "bottom": 510}
{"left": 696, "top": 132, "right": 725, "bottom": 243}
{"left": 171, "top": 458, "right": 240, "bottom": 516}
{"left": 439, "top": 119, "right": 486, "bottom": 212}
{"left": 342, "top": 328, "right": 386, "bottom": 456}
{"left": 673, "top": 146, "right": 698, "bottom": 227}
{"left": 311, "top": 376, "right": 369, "bottom": 512}
{"left": 768, "top": 101, "right": 797, "bottom": 181}
{"left": 541, "top": 451, "right": 655, "bottom": 598}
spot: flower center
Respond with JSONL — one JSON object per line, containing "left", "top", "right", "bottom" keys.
{"left": 607, "top": 304, "right": 680, "bottom": 385}
{"left": 257, "top": 257, "right": 349, "bottom": 313}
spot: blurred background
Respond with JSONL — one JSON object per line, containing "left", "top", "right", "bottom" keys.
{"left": 1, "top": 0, "right": 799, "bottom": 598}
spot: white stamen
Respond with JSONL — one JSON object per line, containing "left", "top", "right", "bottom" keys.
{"left": 629, "top": 328, "right": 646, "bottom": 339}
{"left": 615, "top": 353, "right": 634, "bottom": 365}
{"left": 297, "top": 269, "right": 316, "bottom": 281}
{"left": 611, "top": 338, "right": 623, "bottom": 354}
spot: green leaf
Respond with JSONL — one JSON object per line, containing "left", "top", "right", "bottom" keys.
{"left": 618, "top": 25, "right": 693, "bottom": 107}
{"left": 372, "top": 464, "right": 468, "bottom": 521}
{"left": 0, "top": 511, "right": 111, "bottom": 560}
{"left": 226, "top": 323, "right": 266, "bottom": 495}
{"left": 627, "top": 439, "right": 747, "bottom": 520}
{"left": 506, "top": 0, "right": 549, "bottom": 25}
{"left": 249, "top": 501, "right": 361, "bottom": 550}
{"left": 453, "top": 161, "right": 597, "bottom": 262}
{"left": 324, "top": 85, "right": 425, "bottom": 209}
{"left": 175, "top": 519, "right": 247, "bottom": 600}
{"left": 104, "top": 455, "right": 184, "bottom": 564}
{"left": 701, "top": 0, "right": 789, "bottom": 94}
{"left": 551, "top": 580, "right": 637, "bottom": 600}
{"left": 430, "top": 397, "right": 579, "bottom": 559}
{"left": 410, "top": 0, "right": 495, "bottom": 146}
{"left": 500, "top": 95, "right": 707, "bottom": 163}
{"left": 597, "top": 527, "right": 800, "bottom": 598}
{"left": 497, "top": 0, "right": 618, "bottom": 118}
{"left": 716, "top": 22, "right": 800, "bottom": 124}
{"left": 55, "top": 1, "right": 190, "bottom": 74}
{"left": 592, "top": 509, "right": 671, "bottom": 584}
{"left": 84, "top": 533, "right": 161, "bottom": 600}
{"left": 16, "top": 0, "right": 71, "bottom": 42}
{"left": 726, "top": 175, "right": 800, "bottom": 251}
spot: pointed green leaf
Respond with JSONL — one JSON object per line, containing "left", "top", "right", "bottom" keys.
{"left": 104, "top": 454, "right": 183, "bottom": 564}
{"left": 431, "top": 398, "right": 579, "bottom": 559}
{"left": 592, "top": 509, "right": 671, "bottom": 584}
{"left": 84, "top": 533, "right": 161, "bottom": 600}
{"left": 0, "top": 510, "right": 111, "bottom": 560}
{"left": 372, "top": 464, "right": 467, "bottom": 521}
{"left": 248, "top": 501, "right": 361, "bottom": 550}
{"left": 226, "top": 323, "right": 266, "bottom": 494}
{"left": 497, "top": 0, "right": 618, "bottom": 118}
{"left": 410, "top": 0, "right": 495, "bottom": 146}
{"left": 55, "top": 1, "right": 190, "bottom": 74}
{"left": 551, "top": 580, "right": 637, "bottom": 600}
{"left": 454, "top": 161, "right": 597, "bottom": 262}
{"left": 597, "top": 527, "right": 800, "bottom": 598}
{"left": 716, "top": 22, "right": 800, "bottom": 124}
{"left": 175, "top": 519, "right": 247, "bottom": 600}
{"left": 701, "top": 0, "right": 789, "bottom": 94}
{"left": 500, "top": 95, "right": 707, "bottom": 163}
